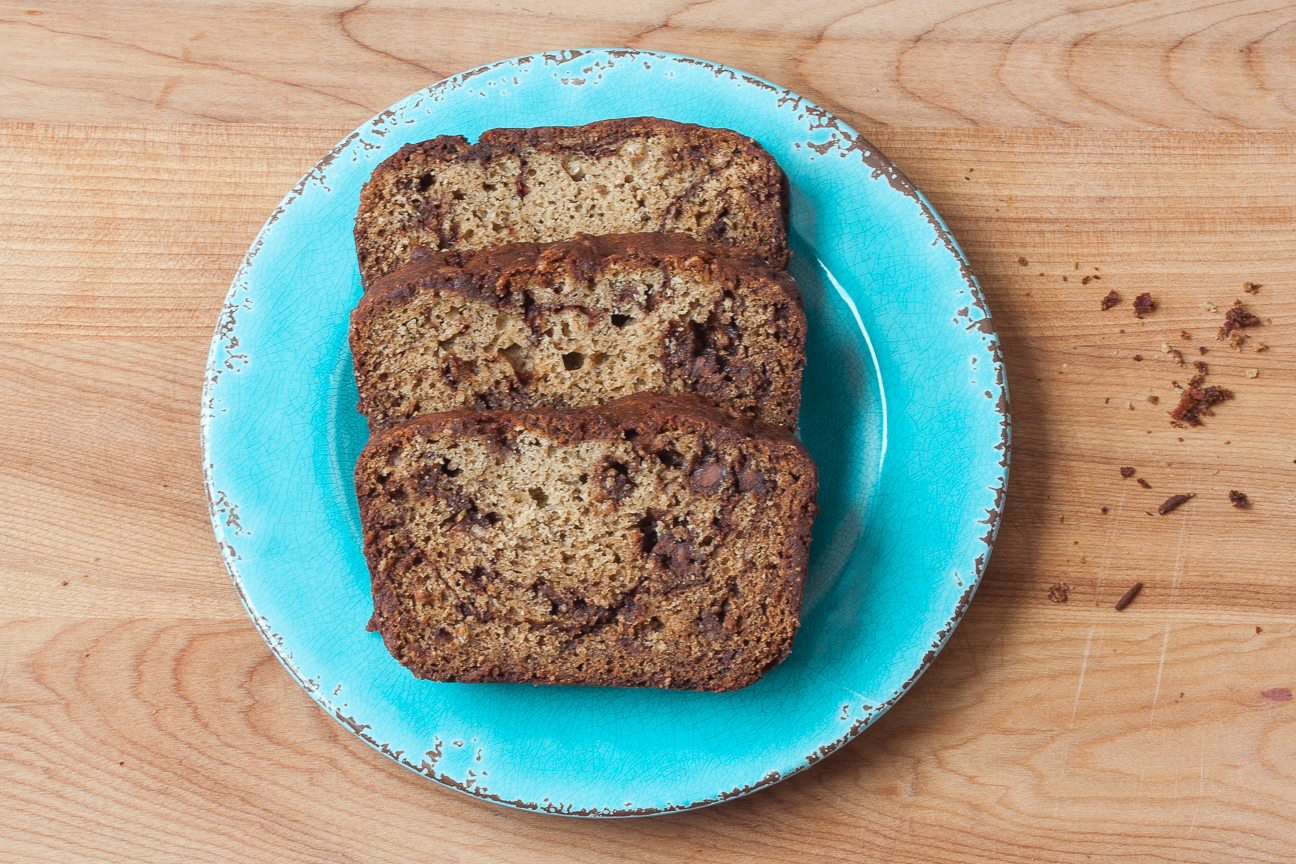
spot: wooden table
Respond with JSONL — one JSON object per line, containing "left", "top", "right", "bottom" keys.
{"left": 3, "top": 3, "right": 1294, "bottom": 861}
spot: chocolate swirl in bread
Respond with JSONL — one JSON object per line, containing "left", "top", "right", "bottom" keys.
{"left": 355, "top": 393, "right": 818, "bottom": 692}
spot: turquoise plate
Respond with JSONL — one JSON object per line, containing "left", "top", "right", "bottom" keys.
{"left": 202, "top": 49, "right": 1009, "bottom": 817}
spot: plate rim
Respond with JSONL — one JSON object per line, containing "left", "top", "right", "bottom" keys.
{"left": 200, "top": 47, "right": 1010, "bottom": 817}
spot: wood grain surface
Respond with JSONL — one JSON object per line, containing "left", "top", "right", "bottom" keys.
{"left": 1, "top": 2, "right": 1295, "bottom": 862}
{"left": 3, "top": 0, "right": 1296, "bottom": 129}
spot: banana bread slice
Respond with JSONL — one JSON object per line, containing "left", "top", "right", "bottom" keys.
{"left": 350, "top": 233, "right": 807, "bottom": 429}
{"left": 353, "top": 117, "right": 789, "bottom": 284}
{"left": 355, "top": 393, "right": 818, "bottom": 692}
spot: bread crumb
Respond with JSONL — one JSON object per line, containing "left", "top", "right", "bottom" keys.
{"left": 1137, "top": 478, "right": 1152, "bottom": 489}
{"left": 1018, "top": 257, "right": 1028, "bottom": 266}
{"left": 1169, "top": 381, "right": 1232, "bottom": 426}
{"left": 1253, "top": 342, "right": 1267, "bottom": 352}
{"left": 1201, "top": 301, "right": 1217, "bottom": 312}
{"left": 1082, "top": 275, "right": 1093, "bottom": 285}
{"left": 1158, "top": 492, "right": 1195, "bottom": 515}
{"left": 1133, "top": 355, "right": 1143, "bottom": 362}
{"left": 1147, "top": 395, "right": 1159, "bottom": 405}
{"left": 1161, "top": 343, "right": 1172, "bottom": 353}
{"left": 1100, "top": 290, "right": 1120, "bottom": 310}
{"left": 1219, "top": 300, "right": 1262, "bottom": 340}
{"left": 1120, "top": 466, "right": 1136, "bottom": 478}
{"left": 1115, "top": 582, "right": 1143, "bottom": 611}
{"left": 1229, "top": 490, "right": 1250, "bottom": 508}
{"left": 1246, "top": 368, "right": 1259, "bottom": 378}
{"left": 1243, "top": 282, "right": 1260, "bottom": 294}
{"left": 1133, "top": 293, "right": 1156, "bottom": 318}
{"left": 1048, "top": 583, "right": 1070, "bottom": 603}
{"left": 1170, "top": 349, "right": 1184, "bottom": 366}
{"left": 1180, "top": 330, "right": 1191, "bottom": 340}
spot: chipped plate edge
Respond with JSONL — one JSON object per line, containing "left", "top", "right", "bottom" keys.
{"left": 200, "top": 48, "right": 1010, "bottom": 817}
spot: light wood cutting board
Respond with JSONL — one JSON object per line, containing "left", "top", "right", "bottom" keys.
{"left": 1, "top": 1, "right": 1294, "bottom": 861}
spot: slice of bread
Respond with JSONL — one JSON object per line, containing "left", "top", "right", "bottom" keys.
{"left": 353, "top": 117, "right": 789, "bottom": 284}
{"left": 350, "top": 233, "right": 807, "bottom": 429}
{"left": 355, "top": 393, "right": 819, "bottom": 692}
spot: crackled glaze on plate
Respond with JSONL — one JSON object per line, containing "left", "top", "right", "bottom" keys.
{"left": 202, "top": 49, "right": 1009, "bottom": 816}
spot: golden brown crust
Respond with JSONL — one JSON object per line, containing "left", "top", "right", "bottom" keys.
{"left": 382, "top": 392, "right": 810, "bottom": 459}
{"left": 361, "top": 231, "right": 801, "bottom": 307}
{"left": 355, "top": 394, "right": 818, "bottom": 692}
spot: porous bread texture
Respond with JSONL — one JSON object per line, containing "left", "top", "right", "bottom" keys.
{"left": 351, "top": 233, "right": 807, "bottom": 429}
{"left": 353, "top": 117, "right": 789, "bottom": 284}
{"left": 355, "top": 393, "right": 819, "bottom": 692}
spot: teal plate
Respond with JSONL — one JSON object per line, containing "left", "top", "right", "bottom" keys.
{"left": 202, "top": 49, "right": 1009, "bottom": 817}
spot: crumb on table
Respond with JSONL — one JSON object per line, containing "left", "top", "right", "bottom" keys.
{"left": 1158, "top": 492, "right": 1195, "bottom": 515}
{"left": 1115, "top": 582, "right": 1143, "bottom": 611}
{"left": 1219, "top": 300, "right": 1262, "bottom": 340}
{"left": 1170, "top": 384, "right": 1232, "bottom": 426}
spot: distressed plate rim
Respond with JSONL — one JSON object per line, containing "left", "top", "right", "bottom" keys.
{"left": 201, "top": 48, "right": 1010, "bottom": 817}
